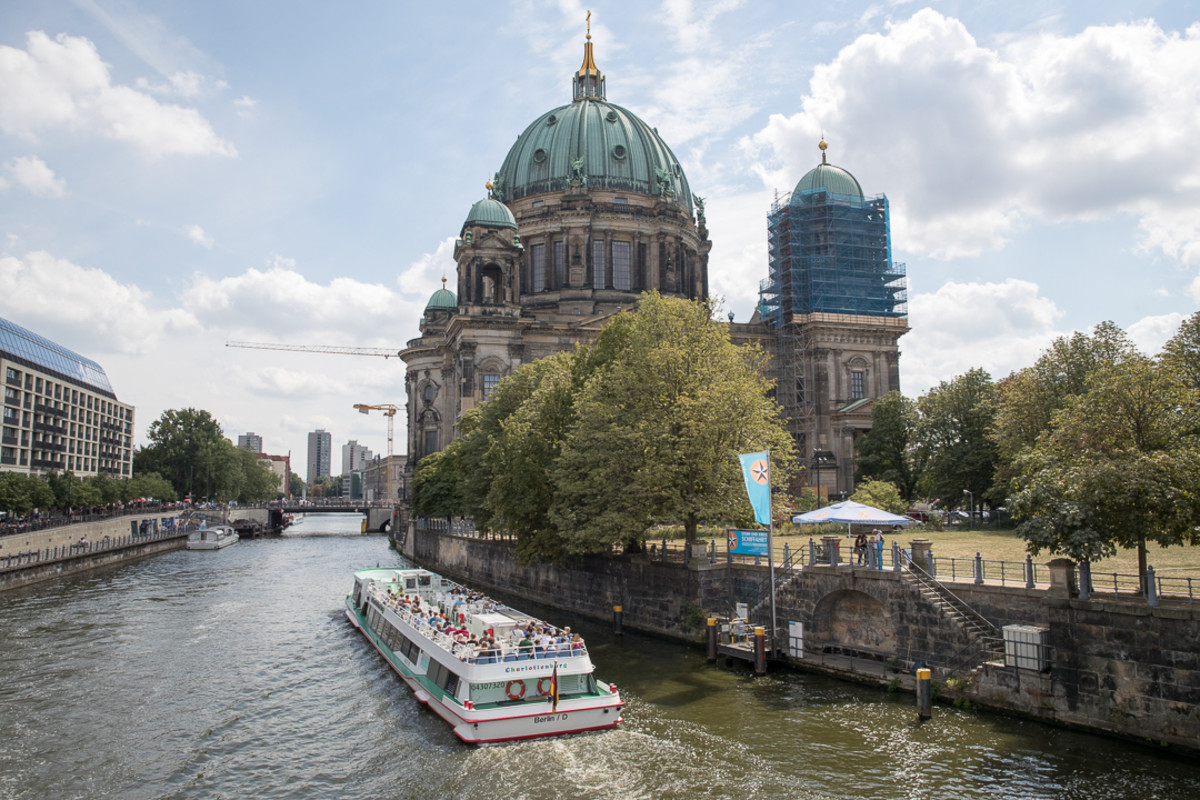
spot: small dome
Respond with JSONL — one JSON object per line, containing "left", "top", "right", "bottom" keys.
{"left": 425, "top": 278, "right": 457, "bottom": 311}
{"left": 464, "top": 196, "right": 517, "bottom": 230}
{"left": 792, "top": 140, "right": 863, "bottom": 200}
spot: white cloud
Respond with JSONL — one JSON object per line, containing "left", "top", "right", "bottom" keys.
{"left": 184, "top": 223, "right": 213, "bottom": 248}
{"left": 396, "top": 236, "right": 458, "bottom": 298}
{"left": 742, "top": 11, "right": 1200, "bottom": 263}
{"left": 233, "top": 95, "right": 257, "bottom": 119}
{"left": 3, "top": 155, "right": 67, "bottom": 197}
{"left": 0, "top": 250, "right": 198, "bottom": 353}
{"left": 900, "top": 278, "right": 1064, "bottom": 394}
{"left": 0, "top": 31, "right": 236, "bottom": 158}
{"left": 1128, "top": 312, "right": 1185, "bottom": 356}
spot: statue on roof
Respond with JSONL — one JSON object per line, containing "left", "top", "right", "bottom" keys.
{"left": 491, "top": 172, "right": 505, "bottom": 202}
{"left": 655, "top": 167, "right": 675, "bottom": 199}
{"left": 694, "top": 195, "right": 705, "bottom": 223}
{"left": 570, "top": 156, "right": 587, "bottom": 187}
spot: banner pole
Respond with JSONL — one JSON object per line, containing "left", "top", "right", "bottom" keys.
{"left": 767, "top": 451, "right": 777, "bottom": 655}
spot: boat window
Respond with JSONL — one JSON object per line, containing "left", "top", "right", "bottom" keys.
{"left": 418, "top": 575, "right": 432, "bottom": 587}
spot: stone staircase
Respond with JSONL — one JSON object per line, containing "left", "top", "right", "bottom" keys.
{"left": 903, "top": 560, "right": 1004, "bottom": 663}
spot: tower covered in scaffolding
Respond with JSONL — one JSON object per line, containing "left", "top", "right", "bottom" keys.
{"left": 759, "top": 140, "right": 909, "bottom": 499}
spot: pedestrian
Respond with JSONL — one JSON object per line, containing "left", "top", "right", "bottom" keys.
{"left": 854, "top": 532, "right": 868, "bottom": 565}
{"left": 872, "top": 528, "right": 884, "bottom": 569}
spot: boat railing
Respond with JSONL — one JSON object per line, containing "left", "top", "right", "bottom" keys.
{"left": 366, "top": 582, "right": 590, "bottom": 664}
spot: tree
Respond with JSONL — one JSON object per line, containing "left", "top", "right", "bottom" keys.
{"left": 992, "top": 321, "right": 1139, "bottom": 493}
{"left": 1160, "top": 310, "right": 1200, "bottom": 394}
{"left": 129, "top": 472, "right": 176, "bottom": 503}
{"left": 854, "top": 391, "right": 926, "bottom": 501}
{"left": 1010, "top": 356, "right": 1200, "bottom": 587}
{"left": 0, "top": 472, "right": 54, "bottom": 517}
{"left": 850, "top": 480, "right": 907, "bottom": 515}
{"left": 135, "top": 408, "right": 228, "bottom": 499}
{"left": 411, "top": 449, "right": 464, "bottom": 519}
{"left": 550, "top": 292, "right": 796, "bottom": 554}
{"left": 916, "top": 369, "right": 999, "bottom": 509}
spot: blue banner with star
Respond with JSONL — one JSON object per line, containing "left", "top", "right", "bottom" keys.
{"left": 738, "top": 451, "right": 771, "bottom": 525}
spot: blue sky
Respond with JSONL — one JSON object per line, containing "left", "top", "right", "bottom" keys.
{"left": 2, "top": 1, "right": 1198, "bottom": 467}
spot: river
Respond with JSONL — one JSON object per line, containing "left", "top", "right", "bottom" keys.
{"left": 1, "top": 513, "right": 1197, "bottom": 800}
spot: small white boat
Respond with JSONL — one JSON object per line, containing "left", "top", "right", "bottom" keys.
{"left": 345, "top": 566, "right": 623, "bottom": 744}
{"left": 185, "top": 525, "right": 240, "bottom": 550}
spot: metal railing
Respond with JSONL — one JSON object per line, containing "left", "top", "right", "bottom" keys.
{"left": 0, "top": 520, "right": 188, "bottom": 572}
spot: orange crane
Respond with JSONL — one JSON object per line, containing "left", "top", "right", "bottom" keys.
{"left": 354, "top": 403, "right": 400, "bottom": 503}
{"left": 226, "top": 341, "right": 404, "bottom": 502}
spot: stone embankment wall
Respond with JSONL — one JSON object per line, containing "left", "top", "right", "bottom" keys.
{"left": 406, "top": 527, "right": 1199, "bottom": 754}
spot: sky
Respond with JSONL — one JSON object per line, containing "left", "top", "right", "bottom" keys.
{"left": 2, "top": 1, "right": 1198, "bottom": 470}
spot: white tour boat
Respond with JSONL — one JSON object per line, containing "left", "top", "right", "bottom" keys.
{"left": 345, "top": 566, "right": 623, "bottom": 744}
{"left": 185, "top": 525, "right": 240, "bottom": 550}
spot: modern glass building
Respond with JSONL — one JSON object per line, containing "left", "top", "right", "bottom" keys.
{"left": 1, "top": 315, "right": 134, "bottom": 477}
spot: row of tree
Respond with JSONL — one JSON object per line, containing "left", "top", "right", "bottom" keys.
{"left": 856, "top": 313, "right": 1200, "bottom": 574}
{"left": 0, "top": 470, "right": 176, "bottom": 519}
{"left": 412, "top": 292, "right": 796, "bottom": 563}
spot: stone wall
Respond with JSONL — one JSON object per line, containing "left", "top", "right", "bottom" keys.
{"left": 407, "top": 527, "right": 1200, "bottom": 753}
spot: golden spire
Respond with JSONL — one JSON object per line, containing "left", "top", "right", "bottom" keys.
{"left": 573, "top": 10, "right": 605, "bottom": 101}
{"left": 819, "top": 138, "right": 828, "bottom": 165}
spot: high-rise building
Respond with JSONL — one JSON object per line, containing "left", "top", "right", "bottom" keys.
{"left": 1, "top": 315, "right": 135, "bottom": 478}
{"left": 341, "top": 440, "right": 373, "bottom": 475}
{"left": 237, "top": 432, "right": 263, "bottom": 453}
{"left": 306, "top": 429, "right": 331, "bottom": 485}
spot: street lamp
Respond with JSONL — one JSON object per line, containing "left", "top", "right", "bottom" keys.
{"left": 812, "top": 449, "right": 834, "bottom": 508}
{"left": 963, "top": 489, "right": 974, "bottom": 530}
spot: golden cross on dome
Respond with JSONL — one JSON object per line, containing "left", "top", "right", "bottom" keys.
{"left": 587, "top": 10, "right": 591, "bottom": 40}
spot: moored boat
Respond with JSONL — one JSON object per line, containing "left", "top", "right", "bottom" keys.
{"left": 345, "top": 566, "right": 623, "bottom": 744}
{"left": 185, "top": 525, "right": 240, "bottom": 550}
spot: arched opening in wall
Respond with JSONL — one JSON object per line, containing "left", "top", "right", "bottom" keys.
{"left": 845, "top": 356, "right": 869, "bottom": 401}
{"left": 810, "top": 589, "right": 894, "bottom": 657}
{"left": 480, "top": 262, "right": 504, "bottom": 304}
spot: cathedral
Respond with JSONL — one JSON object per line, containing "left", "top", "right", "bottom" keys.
{"left": 399, "top": 25, "right": 907, "bottom": 502}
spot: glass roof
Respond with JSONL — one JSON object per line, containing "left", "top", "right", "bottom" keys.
{"left": 0, "top": 316, "right": 115, "bottom": 395}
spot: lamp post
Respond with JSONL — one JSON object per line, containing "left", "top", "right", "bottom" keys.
{"left": 813, "top": 449, "right": 822, "bottom": 508}
{"left": 963, "top": 489, "right": 973, "bottom": 531}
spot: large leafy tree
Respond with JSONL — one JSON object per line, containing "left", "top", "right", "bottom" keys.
{"left": 850, "top": 479, "right": 907, "bottom": 515}
{"left": 992, "top": 321, "right": 1138, "bottom": 494}
{"left": 1010, "top": 356, "right": 1200, "bottom": 586}
{"left": 854, "top": 391, "right": 926, "bottom": 501}
{"left": 134, "top": 408, "right": 275, "bottom": 502}
{"left": 550, "top": 292, "right": 795, "bottom": 553}
{"left": 916, "top": 368, "right": 999, "bottom": 509}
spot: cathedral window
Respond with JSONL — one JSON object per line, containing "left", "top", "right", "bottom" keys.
{"left": 482, "top": 373, "right": 500, "bottom": 401}
{"left": 612, "top": 241, "right": 631, "bottom": 291}
{"left": 850, "top": 370, "right": 865, "bottom": 400}
{"left": 423, "top": 430, "right": 439, "bottom": 455}
{"left": 592, "top": 240, "right": 606, "bottom": 289}
{"left": 531, "top": 244, "right": 546, "bottom": 292}
{"left": 554, "top": 241, "right": 565, "bottom": 288}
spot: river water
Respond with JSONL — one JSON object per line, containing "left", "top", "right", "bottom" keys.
{"left": 1, "top": 513, "right": 1197, "bottom": 800}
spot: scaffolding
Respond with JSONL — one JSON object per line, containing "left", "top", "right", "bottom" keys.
{"left": 762, "top": 189, "right": 907, "bottom": 327}
{"left": 762, "top": 187, "right": 908, "bottom": 485}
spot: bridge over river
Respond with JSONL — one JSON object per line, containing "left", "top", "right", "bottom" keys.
{"left": 237, "top": 502, "right": 400, "bottom": 533}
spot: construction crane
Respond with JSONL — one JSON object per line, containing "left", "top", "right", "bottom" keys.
{"left": 355, "top": 403, "right": 400, "bottom": 503}
{"left": 226, "top": 341, "right": 401, "bottom": 358}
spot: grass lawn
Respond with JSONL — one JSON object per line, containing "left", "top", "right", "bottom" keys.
{"left": 694, "top": 523, "right": 1200, "bottom": 578}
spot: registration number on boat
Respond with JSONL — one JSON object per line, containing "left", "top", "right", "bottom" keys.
{"left": 534, "top": 714, "right": 568, "bottom": 724}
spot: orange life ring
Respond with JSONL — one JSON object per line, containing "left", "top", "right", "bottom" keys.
{"left": 505, "top": 680, "right": 526, "bottom": 701}
{"left": 536, "top": 677, "right": 554, "bottom": 696}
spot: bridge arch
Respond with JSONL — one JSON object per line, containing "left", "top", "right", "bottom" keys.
{"left": 810, "top": 588, "right": 895, "bottom": 654}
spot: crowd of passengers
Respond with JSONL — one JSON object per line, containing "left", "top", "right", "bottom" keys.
{"left": 381, "top": 584, "right": 584, "bottom": 662}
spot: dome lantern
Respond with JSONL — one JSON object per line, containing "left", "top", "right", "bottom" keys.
{"left": 573, "top": 11, "right": 605, "bottom": 102}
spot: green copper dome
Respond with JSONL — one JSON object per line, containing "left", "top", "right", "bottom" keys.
{"left": 792, "top": 140, "right": 863, "bottom": 200}
{"left": 425, "top": 279, "right": 457, "bottom": 311}
{"left": 463, "top": 196, "right": 517, "bottom": 230}
{"left": 491, "top": 33, "right": 693, "bottom": 215}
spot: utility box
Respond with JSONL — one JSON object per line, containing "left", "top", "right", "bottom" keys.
{"left": 1003, "top": 625, "right": 1049, "bottom": 671}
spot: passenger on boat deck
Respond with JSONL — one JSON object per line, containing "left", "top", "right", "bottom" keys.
{"left": 571, "top": 633, "right": 583, "bottom": 651}
{"left": 517, "top": 633, "right": 534, "bottom": 654}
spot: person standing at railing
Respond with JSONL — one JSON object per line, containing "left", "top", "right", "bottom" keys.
{"left": 871, "top": 529, "right": 884, "bottom": 570}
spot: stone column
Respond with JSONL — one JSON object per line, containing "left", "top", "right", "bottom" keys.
{"left": 1046, "top": 558, "right": 1077, "bottom": 599}
{"left": 909, "top": 538, "right": 932, "bottom": 573}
